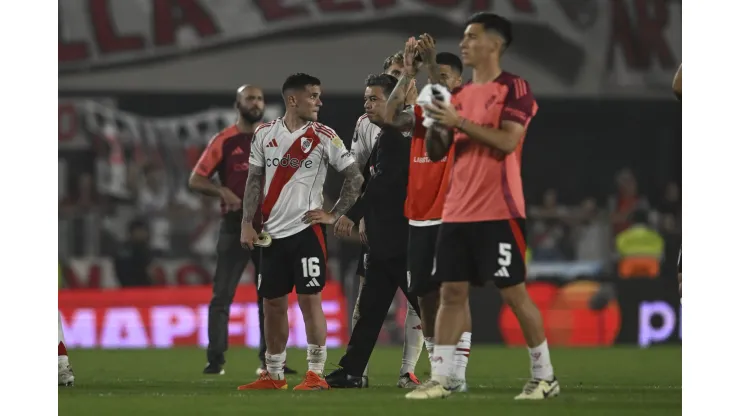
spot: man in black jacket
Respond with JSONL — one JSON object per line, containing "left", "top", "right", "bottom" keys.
{"left": 326, "top": 74, "right": 422, "bottom": 388}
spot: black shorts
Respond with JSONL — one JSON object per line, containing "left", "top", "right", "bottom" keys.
{"left": 432, "top": 219, "right": 527, "bottom": 289}
{"left": 355, "top": 245, "right": 369, "bottom": 277}
{"left": 257, "top": 224, "right": 328, "bottom": 299}
{"left": 407, "top": 224, "right": 441, "bottom": 296}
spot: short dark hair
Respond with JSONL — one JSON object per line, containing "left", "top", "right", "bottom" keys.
{"left": 466, "top": 12, "right": 513, "bottom": 49}
{"left": 365, "top": 73, "right": 398, "bottom": 98}
{"left": 282, "top": 73, "right": 321, "bottom": 94}
{"left": 436, "top": 52, "right": 463, "bottom": 74}
{"left": 631, "top": 209, "right": 650, "bottom": 224}
{"left": 382, "top": 51, "right": 404, "bottom": 72}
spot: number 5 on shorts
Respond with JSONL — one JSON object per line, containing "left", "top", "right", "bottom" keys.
{"left": 498, "top": 243, "right": 512, "bottom": 266}
{"left": 301, "top": 257, "right": 320, "bottom": 278}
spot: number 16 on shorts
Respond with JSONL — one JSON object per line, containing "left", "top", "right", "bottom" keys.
{"left": 301, "top": 257, "right": 323, "bottom": 288}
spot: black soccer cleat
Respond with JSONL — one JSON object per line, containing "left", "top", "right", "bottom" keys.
{"left": 283, "top": 365, "right": 298, "bottom": 375}
{"left": 325, "top": 367, "right": 367, "bottom": 388}
{"left": 203, "top": 362, "right": 225, "bottom": 375}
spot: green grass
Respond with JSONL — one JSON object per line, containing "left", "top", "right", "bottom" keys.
{"left": 59, "top": 346, "right": 681, "bottom": 416}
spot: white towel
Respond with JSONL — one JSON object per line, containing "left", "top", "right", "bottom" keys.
{"left": 416, "top": 84, "right": 452, "bottom": 128}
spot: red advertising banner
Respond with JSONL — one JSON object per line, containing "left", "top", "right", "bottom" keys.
{"left": 59, "top": 283, "right": 348, "bottom": 349}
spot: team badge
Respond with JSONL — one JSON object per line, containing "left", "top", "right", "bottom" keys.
{"left": 301, "top": 137, "right": 313, "bottom": 153}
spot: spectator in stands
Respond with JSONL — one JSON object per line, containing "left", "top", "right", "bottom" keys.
{"left": 608, "top": 168, "right": 649, "bottom": 234}
{"left": 614, "top": 209, "right": 664, "bottom": 279}
{"left": 113, "top": 219, "right": 155, "bottom": 287}
{"left": 571, "top": 198, "right": 611, "bottom": 262}
{"left": 529, "top": 189, "right": 570, "bottom": 261}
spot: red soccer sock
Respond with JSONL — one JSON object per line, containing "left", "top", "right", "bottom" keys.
{"left": 58, "top": 341, "right": 68, "bottom": 357}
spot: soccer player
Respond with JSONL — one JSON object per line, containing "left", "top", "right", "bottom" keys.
{"left": 58, "top": 311, "right": 74, "bottom": 386}
{"left": 325, "top": 73, "right": 421, "bottom": 389}
{"left": 406, "top": 13, "right": 559, "bottom": 400}
{"left": 238, "top": 73, "right": 363, "bottom": 391}
{"left": 383, "top": 36, "right": 470, "bottom": 391}
{"left": 190, "top": 85, "right": 297, "bottom": 376}
{"left": 334, "top": 50, "right": 424, "bottom": 387}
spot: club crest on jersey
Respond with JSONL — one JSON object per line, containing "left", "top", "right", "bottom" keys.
{"left": 301, "top": 137, "right": 313, "bottom": 153}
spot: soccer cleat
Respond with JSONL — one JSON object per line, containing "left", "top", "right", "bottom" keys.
{"left": 405, "top": 380, "right": 451, "bottom": 400}
{"left": 397, "top": 372, "right": 421, "bottom": 388}
{"left": 203, "top": 362, "right": 225, "bottom": 375}
{"left": 325, "top": 367, "right": 366, "bottom": 389}
{"left": 293, "top": 371, "right": 330, "bottom": 391}
{"left": 448, "top": 378, "right": 468, "bottom": 393}
{"left": 514, "top": 377, "right": 560, "bottom": 400}
{"left": 237, "top": 371, "right": 288, "bottom": 390}
{"left": 58, "top": 360, "right": 75, "bottom": 387}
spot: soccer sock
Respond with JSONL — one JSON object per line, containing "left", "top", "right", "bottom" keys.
{"left": 424, "top": 337, "right": 435, "bottom": 364}
{"left": 266, "top": 351, "right": 286, "bottom": 380}
{"left": 430, "top": 345, "right": 456, "bottom": 387}
{"left": 453, "top": 332, "right": 471, "bottom": 381}
{"left": 528, "top": 340, "right": 554, "bottom": 381}
{"left": 400, "top": 303, "right": 424, "bottom": 375}
{"left": 307, "top": 344, "right": 327, "bottom": 376}
{"left": 58, "top": 311, "right": 68, "bottom": 360}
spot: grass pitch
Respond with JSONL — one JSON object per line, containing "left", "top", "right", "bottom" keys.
{"left": 59, "top": 346, "right": 681, "bottom": 416}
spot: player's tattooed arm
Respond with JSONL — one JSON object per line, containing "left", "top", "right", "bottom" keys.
{"left": 241, "top": 164, "right": 264, "bottom": 224}
{"left": 383, "top": 73, "right": 415, "bottom": 132}
{"left": 329, "top": 162, "right": 364, "bottom": 219}
{"left": 426, "top": 125, "right": 453, "bottom": 162}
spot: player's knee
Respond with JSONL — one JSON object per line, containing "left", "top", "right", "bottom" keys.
{"left": 499, "top": 282, "right": 532, "bottom": 310}
{"left": 264, "top": 296, "right": 289, "bottom": 316}
{"left": 440, "top": 282, "right": 468, "bottom": 305}
{"left": 297, "top": 293, "right": 324, "bottom": 319}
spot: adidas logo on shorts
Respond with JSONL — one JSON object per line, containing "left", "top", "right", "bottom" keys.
{"left": 494, "top": 267, "right": 510, "bottom": 278}
{"left": 306, "top": 278, "right": 321, "bottom": 287}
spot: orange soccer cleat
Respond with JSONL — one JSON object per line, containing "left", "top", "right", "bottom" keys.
{"left": 293, "top": 371, "right": 330, "bottom": 391}
{"left": 237, "top": 371, "right": 288, "bottom": 390}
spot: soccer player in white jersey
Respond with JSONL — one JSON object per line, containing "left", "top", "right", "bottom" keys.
{"left": 58, "top": 311, "right": 74, "bottom": 386}
{"left": 333, "top": 51, "right": 426, "bottom": 388}
{"left": 238, "top": 73, "right": 364, "bottom": 391}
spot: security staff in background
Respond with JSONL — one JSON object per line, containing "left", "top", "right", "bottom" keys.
{"left": 326, "top": 74, "right": 422, "bottom": 388}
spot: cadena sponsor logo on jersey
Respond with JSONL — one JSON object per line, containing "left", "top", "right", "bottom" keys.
{"left": 266, "top": 154, "right": 314, "bottom": 169}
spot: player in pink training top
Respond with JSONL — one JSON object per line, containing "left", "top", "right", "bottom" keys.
{"left": 406, "top": 12, "right": 559, "bottom": 401}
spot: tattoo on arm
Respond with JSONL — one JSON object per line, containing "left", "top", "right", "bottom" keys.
{"left": 241, "top": 164, "right": 264, "bottom": 224}
{"left": 385, "top": 74, "right": 415, "bottom": 131}
{"left": 426, "top": 125, "right": 453, "bottom": 162}
{"left": 426, "top": 62, "right": 442, "bottom": 85}
{"left": 329, "top": 162, "right": 364, "bottom": 218}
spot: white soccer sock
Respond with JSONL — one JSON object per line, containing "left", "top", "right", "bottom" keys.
{"left": 58, "top": 311, "right": 65, "bottom": 345}
{"left": 266, "top": 351, "right": 286, "bottom": 380}
{"left": 453, "top": 332, "right": 471, "bottom": 381}
{"left": 430, "top": 345, "right": 456, "bottom": 387}
{"left": 528, "top": 340, "right": 554, "bottom": 381}
{"left": 307, "top": 344, "right": 327, "bottom": 376}
{"left": 400, "top": 303, "right": 424, "bottom": 375}
{"left": 424, "top": 337, "right": 435, "bottom": 364}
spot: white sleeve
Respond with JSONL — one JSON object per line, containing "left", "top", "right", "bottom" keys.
{"left": 249, "top": 127, "right": 266, "bottom": 167}
{"left": 350, "top": 116, "right": 372, "bottom": 169}
{"left": 320, "top": 126, "right": 355, "bottom": 172}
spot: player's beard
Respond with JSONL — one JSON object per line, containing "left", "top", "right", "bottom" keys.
{"left": 240, "top": 106, "right": 264, "bottom": 124}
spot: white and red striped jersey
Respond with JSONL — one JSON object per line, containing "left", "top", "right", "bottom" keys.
{"left": 250, "top": 118, "right": 355, "bottom": 239}
{"left": 350, "top": 114, "right": 380, "bottom": 170}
